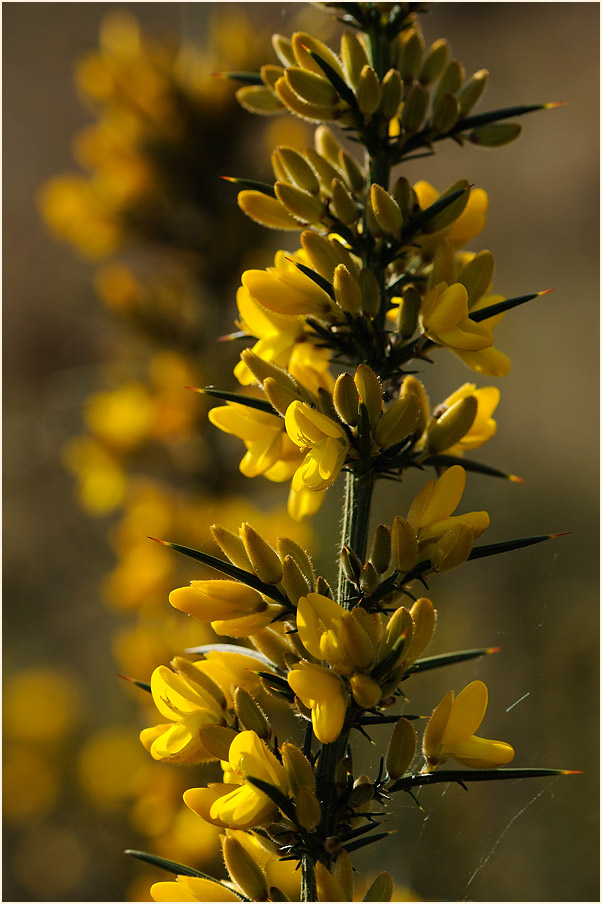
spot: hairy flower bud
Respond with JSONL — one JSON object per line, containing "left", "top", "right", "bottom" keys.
{"left": 391, "top": 515, "right": 419, "bottom": 573}
{"left": 241, "top": 523, "right": 283, "bottom": 585}
{"left": 385, "top": 717, "right": 417, "bottom": 780}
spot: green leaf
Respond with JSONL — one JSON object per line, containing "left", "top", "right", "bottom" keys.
{"left": 218, "top": 71, "right": 264, "bottom": 85}
{"left": 343, "top": 830, "right": 395, "bottom": 853}
{"left": 389, "top": 767, "right": 578, "bottom": 793}
{"left": 467, "top": 533, "right": 567, "bottom": 562}
{"left": 245, "top": 776, "right": 298, "bottom": 823}
{"left": 151, "top": 540, "right": 288, "bottom": 605}
{"left": 455, "top": 103, "right": 552, "bottom": 132}
{"left": 303, "top": 48, "right": 358, "bottom": 110}
{"left": 200, "top": 387, "right": 277, "bottom": 415}
{"left": 406, "top": 186, "right": 467, "bottom": 234}
{"left": 292, "top": 261, "right": 335, "bottom": 299}
{"left": 221, "top": 176, "right": 276, "bottom": 198}
{"left": 404, "top": 647, "right": 496, "bottom": 677}
{"left": 124, "top": 851, "right": 247, "bottom": 899}
{"left": 469, "top": 291, "right": 550, "bottom": 323}
{"left": 422, "top": 454, "right": 521, "bottom": 482}
{"left": 119, "top": 675, "right": 151, "bottom": 693}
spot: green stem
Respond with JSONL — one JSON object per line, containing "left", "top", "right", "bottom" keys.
{"left": 337, "top": 468, "right": 376, "bottom": 607}
{"left": 301, "top": 854, "right": 317, "bottom": 902}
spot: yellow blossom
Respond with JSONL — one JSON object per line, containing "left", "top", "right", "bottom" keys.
{"left": 407, "top": 464, "right": 489, "bottom": 547}
{"left": 423, "top": 680, "right": 514, "bottom": 770}
{"left": 420, "top": 282, "right": 493, "bottom": 352}
{"left": 208, "top": 401, "right": 301, "bottom": 479}
{"left": 285, "top": 401, "right": 350, "bottom": 492}
{"left": 151, "top": 875, "right": 240, "bottom": 902}
{"left": 287, "top": 661, "right": 348, "bottom": 744}
{"left": 184, "top": 730, "right": 288, "bottom": 829}
{"left": 453, "top": 293, "right": 511, "bottom": 376}
{"left": 438, "top": 383, "right": 499, "bottom": 455}
{"left": 169, "top": 580, "right": 282, "bottom": 637}
{"left": 414, "top": 180, "right": 488, "bottom": 247}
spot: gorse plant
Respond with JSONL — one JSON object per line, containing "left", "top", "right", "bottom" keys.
{"left": 125, "top": 4, "right": 576, "bottom": 901}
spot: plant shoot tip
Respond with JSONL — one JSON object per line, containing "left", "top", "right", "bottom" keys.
{"left": 549, "top": 531, "right": 571, "bottom": 538}
{"left": 537, "top": 288, "right": 555, "bottom": 296}
{"left": 509, "top": 474, "right": 524, "bottom": 483}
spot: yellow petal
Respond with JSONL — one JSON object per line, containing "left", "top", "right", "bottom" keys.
{"left": 442, "top": 680, "right": 488, "bottom": 744}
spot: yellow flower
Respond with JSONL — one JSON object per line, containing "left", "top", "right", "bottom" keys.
{"left": 453, "top": 293, "right": 511, "bottom": 376}
{"left": 287, "top": 661, "right": 348, "bottom": 744}
{"left": 151, "top": 875, "right": 240, "bottom": 902}
{"left": 233, "top": 282, "right": 304, "bottom": 385}
{"left": 414, "top": 181, "right": 488, "bottom": 247}
{"left": 140, "top": 665, "right": 223, "bottom": 764}
{"left": 169, "top": 579, "right": 282, "bottom": 637}
{"left": 242, "top": 252, "right": 334, "bottom": 318}
{"left": 407, "top": 464, "right": 489, "bottom": 546}
{"left": 285, "top": 401, "right": 350, "bottom": 492}
{"left": 208, "top": 401, "right": 301, "bottom": 479}
{"left": 287, "top": 483, "right": 328, "bottom": 521}
{"left": 296, "top": 592, "right": 374, "bottom": 675}
{"left": 423, "top": 680, "right": 515, "bottom": 770}
{"left": 438, "top": 383, "right": 499, "bottom": 455}
{"left": 184, "top": 730, "right": 288, "bottom": 829}
{"left": 420, "top": 282, "right": 493, "bottom": 352}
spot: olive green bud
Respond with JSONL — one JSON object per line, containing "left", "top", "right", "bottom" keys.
{"left": 236, "top": 84, "right": 283, "bottom": 116}
{"left": 432, "top": 91, "right": 460, "bottom": 135}
{"left": 431, "top": 522, "right": 475, "bottom": 572}
{"left": 427, "top": 395, "right": 477, "bottom": 453}
{"left": 263, "top": 377, "right": 302, "bottom": 417}
{"left": 338, "top": 149, "right": 365, "bottom": 194}
{"left": 333, "top": 264, "right": 363, "bottom": 315}
{"left": 375, "top": 394, "right": 419, "bottom": 448}
{"left": 234, "top": 687, "right": 270, "bottom": 739}
{"left": 348, "top": 774, "right": 374, "bottom": 808}
{"left": 399, "top": 29, "right": 424, "bottom": 80}
{"left": 275, "top": 180, "right": 325, "bottom": 224}
{"left": 385, "top": 717, "right": 416, "bottom": 780}
{"left": 341, "top": 545, "right": 362, "bottom": 583}
{"left": 341, "top": 31, "right": 370, "bottom": 90}
{"left": 350, "top": 672, "right": 381, "bottom": 708}
{"left": 222, "top": 835, "right": 269, "bottom": 902}
{"left": 400, "top": 375, "right": 429, "bottom": 435}
{"left": 261, "top": 64, "right": 285, "bottom": 91}
{"left": 363, "top": 872, "right": 394, "bottom": 902}
{"left": 358, "top": 267, "right": 380, "bottom": 318}
{"left": 316, "top": 576, "right": 333, "bottom": 598}
{"left": 272, "top": 34, "right": 296, "bottom": 67}
{"left": 251, "top": 627, "right": 296, "bottom": 671}
{"left": 391, "top": 515, "right": 419, "bottom": 573}
{"left": 333, "top": 849, "right": 353, "bottom": 902}
{"left": 396, "top": 286, "right": 421, "bottom": 339}
{"left": 458, "top": 249, "right": 494, "bottom": 307}
{"left": 303, "top": 147, "right": 340, "bottom": 194}
{"left": 295, "top": 785, "right": 321, "bottom": 832}
{"left": 407, "top": 597, "right": 436, "bottom": 664}
{"left": 357, "top": 64, "right": 381, "bottom": 114}
{"left": 331, "top": 178, "right": 358, "bottom": 224}
{"left": 380, "top": 605, "right": 413, "bottom": 670}
{"left": 369, "top": 184, "right": 403, "bottom": 236}
{"left": 334, "top": 756, "right": 352, "bottom": 786}
{"left": 285, "top": 66, "right": 339, "bottom": 106}
{"left": 401, "top": 81, "right": 429, "bottom": 133}
{"left": 333, "top": 372, "right": 360, "bottom": 426}
{"left": 354, "top": 364, "right": 383, "bottom": 427}
{"left": 342, "top": 610, "right": 376, "bottom": 668}
{"left": 314, "top": 124, "right": 342, "bottom": 165}
{"left": 370, "top": 524, "right": 392, "bottom": 574}
{"left": 281, "top": 555, "right": 311, "bottom": 605}
{"left": 275, "top": 146, "right": 320, "bottom": 194}
{"left": 301, "top": 230, "right": 344, "bottom": 281}
{"left": 457, "top": 68, "right": 489, "bottom": 115}
{"left": 422, "top": 179, "right": 470, "bottom": 233}
{"left": 391, "top": 176, "right": 411, "bottom": 217}
{"left": 469, "top": 122, "right": 522, "bottom": 147}
{"left": 352, "top": 605, "right": 382, "bottom": 647}
{"left": 171, "top": 657, "right": 226, "bottom": 709}
{"left": 379, "top": 68, "right": 402, "bottom": 118}
{"left": 197, "top": 724, "right": 238, "bottom": 761}
{"left": 210, "top": 523, "right": 253, "bottom": 571}
{"left": 277, "top": 537, "right": 315, "bottom": 586}
{"left": 271, "top": 147, "right": 289, "bottom": 182}
{"left": 432, "top": 59, "right": 464, "bottom": 108}
{"left": 281, "top": 742, "right": 315, "bottom": 793}
{"left": 241, "top": 523, "right": 283, "bottom": 584}
{"left": 240, "top": 348, "right": 298, "bottom": 393}
{"left": 419, "top": 38, "right": 450, "bottom": 85}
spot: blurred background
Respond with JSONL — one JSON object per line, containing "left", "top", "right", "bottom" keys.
{"left": 3, "top": 3, "right": 599, "bottom": 902}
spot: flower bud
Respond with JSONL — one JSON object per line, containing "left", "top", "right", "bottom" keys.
{"left": 331, "top": 178, "right": 358, "bottom": 224}
{"left": 341, "top": 31, "right": 369, "bottom": 90}
{"left": 303, "top": 147, "right": 340, "bottom": 194}
{"left": 419, "top": 38, "right": 450, "bottom": 85}
{"left": 354, "top": 364, "right": 383, "bottom": 426}
{"left": 274, "top": 146, "right": 320, "bottom": 194}
{"left": 358, "top": 267, "right": 380, "bottom": 318}
{"left": 385, "top": 717, "right": 417, "bottom": 780}
{"left": 349, "top": 673, "right": 381, "bottom": 708}
{"left": 222, "top": 835, "right": 269, "bottom": 902}
{"left": 432, "top": 91, "right": 460, "bottom": 135}
{"left": 333, "top": 264, "right": 363, "bottom": 315}
{"left": 401, "top": 81, "right": 429, "bottom": 133}
{"left": 261, "top": 64, "right": 285, "bottom": 90}
{"left": 338, "top": 149, "right": 365, "bottom": 193}
{"left": 301, "top": 230, "right": 351, "bottom": 281}
{"left": 314, "top": 124, "right": 342, "bottom": 165}
{"left": 275, "top": 181, "right": 325, "bottom": 224}
{"left": 457, "top": 68, "right": 489, "bottom": 115}
{"left": 251, "top": 627, "right": 296, "bottom": 671}
{"left": 431, "top": 522, "right": 475, "bottom": 572}
{"left": 469, "top": 122, "right": 522, "bottom": 147}
{"left": 234, "top": 687, "right": 271, "bottom": 739}
{"left": 381, "top": 605, "right": 413, "bottom": 666}
{"left": 197, "top": 724, "right": 238, "bottom": 760}
{"left": 357, "top": 64, "right": 381, "bottom": 114}
{"left": 375, "top": 394, "right": 419, "bottom": 448}
{"left": 432, "top": 59, "right": 464, "bottom": 108}
{"left": 240, "top": 348, "right": 298, "bottom": 393}
{"left": 315, "top": 861, "right": 345, "bottom": 901}
{"left": 285, "top": 66, "right": 339, "bottom": 106}
{"left": 401, "top": 375, "right": 429, "bottom": 435}
{"left": 341, "top": 611, "right": 376, "bottom": 668}
{"left": 427, "top": 395, "right": 478, "bottom": 453}
{"left": 276, "top": 75, "right": 338, "bottom": 122}
{"left": 391, "top": 515, "right": 419, "bottom": 573}
{"left": 369, "top": 184, "right": 403, "bottom": 235}
{"left": 292, "top": 32, "right": 347, "bottom": 80}
{"left": 281, "top": 742, "right": 315, "bottom": 793}
{"left": 236, "top": 85, "right": 283, "bottom": 115}
{"left": 241, "top": 523, "right": 283, "bottom": 584}
{"left": 407, "top": 597, "right": 436, "bottom": 664}
{"left": 370, "top": 524, "right": 391, "bottom": 574}
{"left": 281, "top": 555, "right": 311, "bottom": 605}
{"left": 395, "top": 286, "right": 421, "bottom": 339}
{"left": 399, "top": 29, "right": 424, "bottom": 80}
{"left": 263, "top": 377, "right": 301, "bottom": 417}
{"left": 458, "top": 249, "right": 494, "bottom": 307}
{"left": 210, "top": 523, "right": 253, "bottom": 571}
{"left": 341, "top": 545, "right": 361, "bottom": 583}
{"left": 238, "top": 190, "right": 299, "bottom": 230}
{"left": 295, "top": 785, "right": 321, "bottom": 832}
{"left": 277, "top": 537, "right": 315, "bottom": 586}
{"left": 380, "top": 68, "right": 402, "bottom": 118}
{"left": 391, "top": 176, "right": 411, "bottom": 217}
{"left": 170, "top": 657, "right": 226, "bottom": 709}
{"left": 272, "top": 33, "right": 296, "bottom": 67}
{"left": 347, "top": 774, "right": 374, "bottom": 807}
{"left": 333, "top": 372, "right": 360, "bottom": 426}
{"left": 363, "top": 872, "right": 394, "bottom": 902}
{"left": 332, "top": 849, "right": 353, "bottom": 902}
{"left": 315, "top": 576, "right": 333, "bottom": 598}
